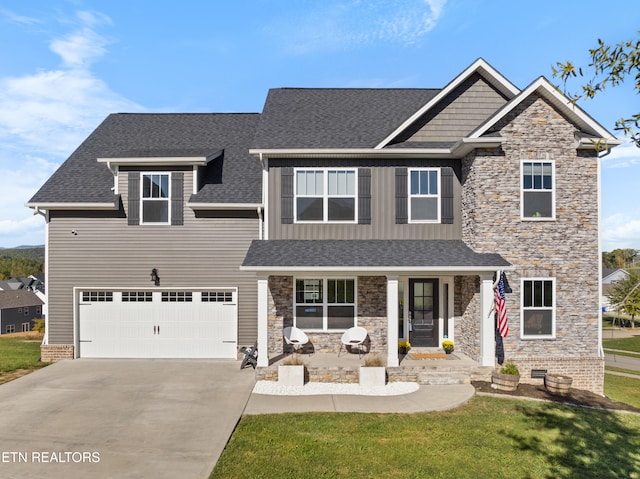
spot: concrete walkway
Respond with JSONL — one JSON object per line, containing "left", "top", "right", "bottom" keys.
{"left": 244, "top": 383, "right": 475, "bottom": 414}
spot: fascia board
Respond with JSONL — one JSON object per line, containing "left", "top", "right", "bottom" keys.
{"left": 469, "top": 77, "right": 619, "bottom": 142}
{"left": 374, "top": 58, "right": 521, "bottom": 149}
{"left": 97, "top": 151, "right": 222, "bottom": 166}
{"left": 240, "top": 265, "right": 515, "bottom": 274}
{"left": 249, "top": 148, "right": 452, "bottom": 158}
{"left": 187, "top": 202, "right": 263, "bottom": 210}
{"left": 25, "top": 202, "right": 119, "bottom": 210}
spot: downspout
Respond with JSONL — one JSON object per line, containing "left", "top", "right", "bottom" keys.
{"left": 257, "top": 206, "right": 263, "bottom": 240}
{"left": 259, "top": 153, "right": 269, "bottom": 240}
{"left": 596, "top": 147, "right": 610, "bottom": 357}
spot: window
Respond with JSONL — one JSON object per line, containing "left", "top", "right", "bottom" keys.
{"left": 295, "top": 169, "right": 357, "bottom": 222}
{"left": 122, "top": 291, "right": 153, "bottom": 302}
{"left": 22, "top": 323, "right": 30, "bottom": 332}
{"left": 522, "top": 278, "right": 555, "bottom": 338}
{"left": 36, "top": 306, "right": 41, "bottom": 315}
{"left": 161, "top": 291, "right": 192, "bottom": 302}
{"left": 6, "top": 324, "right": 15, "bottom": 334}
{"left": 294, "top": 278, "right": 356, "bottom": 331}
{"left": 522, "top": 161, "right": 554, "bottom": 219}
{"left": 141, "top": 173, "right": 170, "bottom": 224}
{"left": 409, "top": 168, "right": 440, "bottom": 222}
{"left": 82, "top": 291, "right": 113, "bottom": 302}
{"left": 24, "top": 307, "right": 29, "bottom": 316}
{"left": 202, "top": 291, "right": 234, "bottom": 302}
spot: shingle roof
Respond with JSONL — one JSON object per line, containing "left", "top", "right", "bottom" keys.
{"left": 242, "top": 240, "right": 510, "bottom": 270}
{"left": 0, "top": 290, "right": 43, "bottom": 309}
{"left": 29, "top": 113, "right": 262, "bottom": 205}
{"left": 252, "top": 88, "right": 440, "bottom": 149}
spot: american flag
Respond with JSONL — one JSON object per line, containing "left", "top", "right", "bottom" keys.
{"left": 495, "top": 273, "right": 509, "bottom": 337}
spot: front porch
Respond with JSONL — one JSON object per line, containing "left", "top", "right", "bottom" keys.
{"left": 256, "top": 350, "right": 494, "bottom": 385}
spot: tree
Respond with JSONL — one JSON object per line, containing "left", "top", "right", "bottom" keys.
{"left": 607, "top": 271, "right": 640, "bottom": 328}
{"left": 602, "top": 249, "right": 639, "bottom": 269}
{"left": 552, "top": 33, "right": 640, "bottom": 147}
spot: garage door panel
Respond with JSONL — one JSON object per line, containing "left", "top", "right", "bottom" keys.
{"left": 78, "top": 289, "right": 238, "bottom": 359}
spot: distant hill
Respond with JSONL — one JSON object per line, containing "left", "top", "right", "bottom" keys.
{"left": 0, "top": 247, "right": 45, "bottom": 261}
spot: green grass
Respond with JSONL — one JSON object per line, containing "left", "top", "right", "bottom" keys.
{"left": 605, "top": 373, "right": 640, "bottom": 409}
{"left": 0, "top": 334, "right": 46, "bottom": 379}
{"left": 606, "top": 366, "right": 640, "bottom": 376}
{"left": 211, "top": 397, "right": 640, "bottom": 479}
{"left": 603, "top": 335, "right": 640, "bottom": 353}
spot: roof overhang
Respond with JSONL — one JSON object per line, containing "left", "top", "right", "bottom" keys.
{"left": 249, "top": 137, "right": 502, "bottom": 160}
{"left": 187, "top": 202, "right": 263, "bottom": 210}
{"left": 240, "top": 265, "right": 514, "bottom": 274}
{"left": 97, "top": 150, "right": 223, "bottom": 167}
{"left": 25, "top": 201, "right": 119, "bottom": 211}
{"left": 469, "top": 77, "right": 622, "bottom": 150}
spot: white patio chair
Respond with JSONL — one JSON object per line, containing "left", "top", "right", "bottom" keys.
{"left": 283, "top": 326, "right": 309, "bottom": 354}
{"left": 339, "top": 326, "right": 368, "bottom": 358}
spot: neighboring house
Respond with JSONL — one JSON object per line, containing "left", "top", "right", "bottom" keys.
{"left": 0, "top": 290, "right": 44, "bottom": 334}
{"left": 27, "top": 59, "right": 620, "bottom": 394}
{"left": 601, "top": 268, "right": 630, "bottom": 311}
{"left": 0, "top": 276, "right": 47, "bottom": 318}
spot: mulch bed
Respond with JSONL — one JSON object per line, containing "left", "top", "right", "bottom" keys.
{"left": 472, "top": 381, "right": 640, "bottom": 413}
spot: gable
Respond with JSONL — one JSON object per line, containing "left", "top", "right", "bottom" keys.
{"left": 387, "top": 73, "right": 510, "bottom": 145}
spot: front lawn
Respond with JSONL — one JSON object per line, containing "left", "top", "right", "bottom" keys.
{"left": 605, "top": 373, "right": 640, "bottom": 409}
{"left": 211, "top": 396, "right": 640, "bottom": 479}
{"left": 603, "top": 335, "right": 640, "bottom": 353}
{"left": 0, "top": 333, "right": 46, "bottom": 383}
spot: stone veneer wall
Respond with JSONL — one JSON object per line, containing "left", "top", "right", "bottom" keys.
{"left": 267, "top": 275, "right": 387, "bottom": 357}
{"left": 459, "top": 93, "right": 603, "bottom": 394}
{"left": 454, "top": 276, "right": 481, "bottom": 359}
{"left": 41, "top": 345, "right": 74, "bottom": 362}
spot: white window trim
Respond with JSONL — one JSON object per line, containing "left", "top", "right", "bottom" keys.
{"left": 22, "top": 322, "right": 30, "bottom": 332}
{"left": 520, "top": 160, "right": 556, "bottom": 221}
{"left": 408, "top": 168, "right": 441, "bottom": 224}
{"left": 294, "top": 277, "right": 358, "bottom": 332}
{"left": 140, "top": 172, "right": 171, "bottom": 225}
{"left": 520, "top": 277, "right": 556, "bottom": 339}
{"left": 293, "top": 168, "right": 358, "bottom": 224}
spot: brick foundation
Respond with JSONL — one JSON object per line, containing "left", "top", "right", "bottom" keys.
{"left": 508, "top": 356, "right": 604, "bottom": 395}
{"left": 41, "top": 344, "right": 74, "bottom": 362}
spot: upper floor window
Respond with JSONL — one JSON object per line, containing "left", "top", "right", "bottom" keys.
{"left": 295, "top": 169, "right": 357, "bottom": 222}
{"left": 521, "top": 278, "right": 555, "bottom": 339}
{"left": 521, "top": 161, "right": 555, "bottom": 219}
{"left": 409, "top": 168, "right": 440, "bottom": 223}
{"left": 141, "top": 173, "right": 170, "bottom": 224}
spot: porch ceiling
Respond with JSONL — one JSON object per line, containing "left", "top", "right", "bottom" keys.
{"left": 241, "top": 239, "right": 511, "bottom": 273}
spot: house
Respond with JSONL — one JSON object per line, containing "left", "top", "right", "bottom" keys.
{"left": 601, "top": 268, "right": 630, "bottom": 312}
{"left": 0, "top": 290, "right": 44, "bottom": 334}
{"left": 27, "top": 59, "right": 620, "bottom": 394}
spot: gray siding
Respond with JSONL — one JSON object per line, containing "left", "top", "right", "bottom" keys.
{"left": 268, "top": 163, "right": 461, "bottom": 240}
{"left": 47, "top": 169, "right": 260, "bottom": 346}
{"left": 399, "top": 73, "right": 508, "bottom": 143}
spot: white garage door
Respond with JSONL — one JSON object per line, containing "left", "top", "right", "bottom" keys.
{"left": 78, "top": 289, "right": 238, "bottom": 358}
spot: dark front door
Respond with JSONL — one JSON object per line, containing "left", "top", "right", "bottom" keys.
{"left": 409, "top": 279, "right": 439, "bottom": 347}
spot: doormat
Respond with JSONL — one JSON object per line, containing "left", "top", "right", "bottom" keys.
{"left": 409, "top": 353, "right": 449, "bottom": 359}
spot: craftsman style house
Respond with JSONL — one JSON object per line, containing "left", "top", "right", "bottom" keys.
{"left": 28, "top": 59, "right": 619, "bottom": 394}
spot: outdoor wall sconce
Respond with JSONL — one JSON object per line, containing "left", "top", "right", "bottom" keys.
{"left": 150, "top": 268, "right": 160, "bottom": 286}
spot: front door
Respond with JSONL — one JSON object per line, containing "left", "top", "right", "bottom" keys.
{"left": 409, "top": 279, "right": 439, "bottom": 347}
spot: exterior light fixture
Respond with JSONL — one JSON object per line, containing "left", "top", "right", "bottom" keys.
{"left": 150, "top": 268, "right": 160, "bottom": 286}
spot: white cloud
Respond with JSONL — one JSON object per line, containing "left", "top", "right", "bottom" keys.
{"left": 601, "top": 140, "right": 640, "bottom": 169}
{"left": 0, "top": 8, "right": 42, "bottom": 25}
{"left": 270, "top": 0, "right": 447, "bottom": 54}
{"left": 602, "top": 213, "right": 640, "bottom": 251}
{"left": 0, "top": 9, "right": 143, "bottom": 247}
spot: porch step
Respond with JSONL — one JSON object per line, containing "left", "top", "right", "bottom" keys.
{"left": 416, "top": 371, "right": 471, "bottom": 385}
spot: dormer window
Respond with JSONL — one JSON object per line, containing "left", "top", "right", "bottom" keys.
{"left": 141, "top": 173, "right": 170, "bottom": 224}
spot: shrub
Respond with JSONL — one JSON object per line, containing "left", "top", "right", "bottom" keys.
{"left": 283, "top": 355, "right": 305, "bottom": 366}
{"left": 32, "top": 319, "right": 45, "bottom": 334}
{"left": 363, "top": 354, "right": 385, "bottom": 367}
{"left": 500, "top": 360, "right": 520, "bottom": 375}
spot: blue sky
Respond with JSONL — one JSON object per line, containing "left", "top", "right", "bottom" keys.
{"left": 0, "top": 0, "right": 638, "bottom": 250}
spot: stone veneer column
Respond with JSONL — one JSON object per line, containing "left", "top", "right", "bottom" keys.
{"left": 257, "top": 277, "right": 269, "bottom": 367}
{"left": 480, "top": 274, "right": 495, "bottom": 367}
{"left": 386, "top": 276, "right": 399, "bottom": 367}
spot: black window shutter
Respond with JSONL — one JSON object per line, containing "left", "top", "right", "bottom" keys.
{"left": 128, "top": 173, "right": 140, "bottom": 226}
{"left": 441, "top": 167, "right": 454, "bottom": 224}
{"left": 281, "top": 167, "right": 294, "bottom": 224}
{"left": 395, "top": 168, "right": 408, "bottom": 224}
{"left": 358, "top": 168, "right": 371, "bottom": 224}
{"left": 171, "top": 172, "right": 184, "bottom": 225}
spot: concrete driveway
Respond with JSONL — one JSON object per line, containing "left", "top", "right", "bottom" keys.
{"left": 0, "top": 359, "right": 255, "bottom": 479}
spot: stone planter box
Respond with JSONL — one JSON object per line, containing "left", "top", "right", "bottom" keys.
{"left": 278, "top": 365, "right": 305, "bottom": 387}
{"left": 545, "top": 374, "right": 573, "bottom": 395}
{"left": 359, "top": 366, "right": 386, "bottom": 387}
{"left": 491, "top": 371, "right": 520, "bottom": 391}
